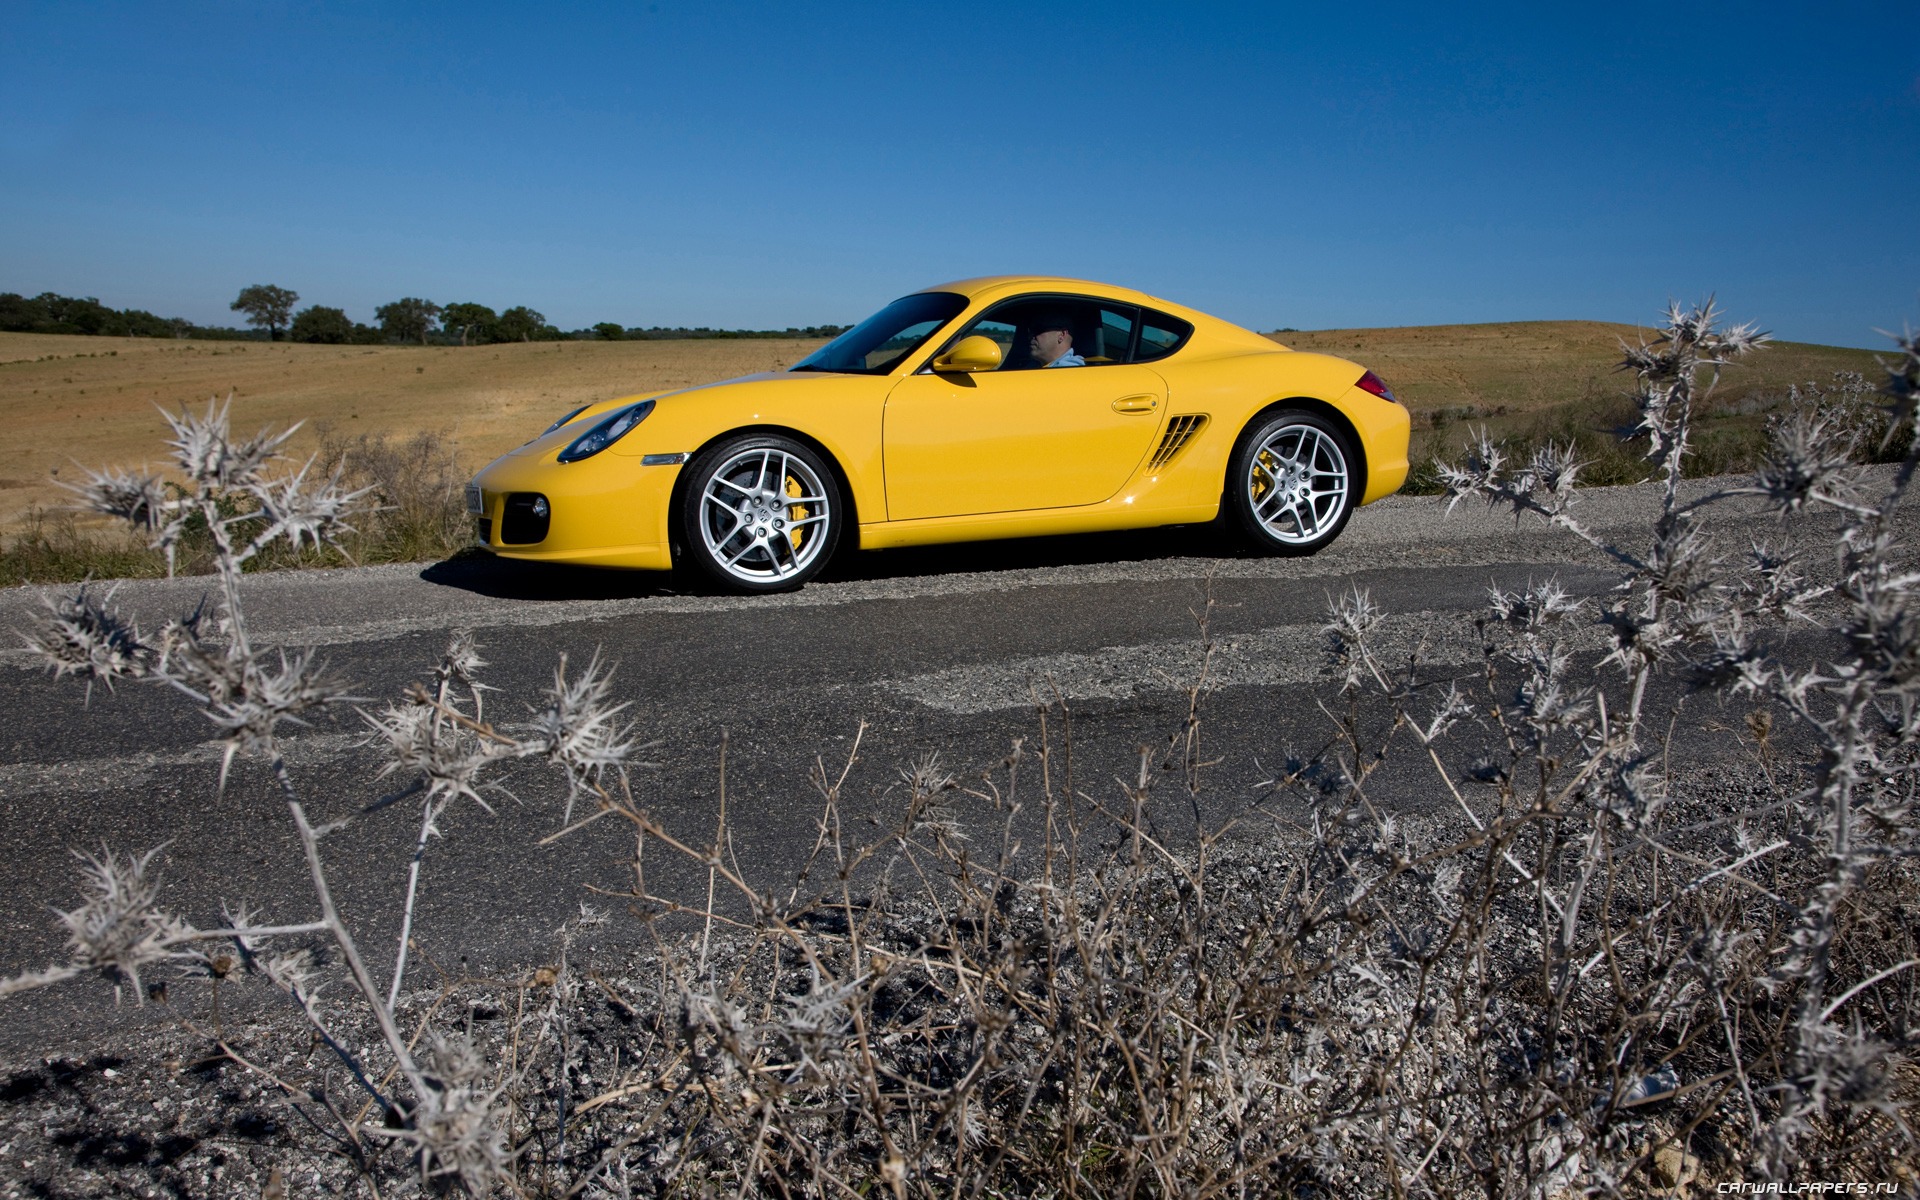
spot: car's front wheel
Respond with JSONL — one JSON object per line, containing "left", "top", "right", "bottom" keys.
{"left": 677, "top": 434, "right": 843, "bottom": 593}
{"left": 1227, "top": 410, "right": 1357, "bottom": 555}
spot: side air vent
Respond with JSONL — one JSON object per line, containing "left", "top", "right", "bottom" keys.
{"left": 1147, "top": 415, "right": 1209, "bottom": 471}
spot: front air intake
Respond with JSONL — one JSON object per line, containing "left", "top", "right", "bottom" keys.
{"left": 501, "top": 493, "right": 551, "bottom": 544}
{"left": 1148, "top": 415, "right": 1209, "bottom": 471}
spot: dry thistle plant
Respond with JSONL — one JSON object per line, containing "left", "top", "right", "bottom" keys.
{"left": 4, "top": 309, "right": 1917, "bottom": 1197}
{"left": 6, "top": 399, "right": 646, "bottom": 1194}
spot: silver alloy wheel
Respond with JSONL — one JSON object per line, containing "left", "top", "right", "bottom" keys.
{"left": 695, "top": 445, "right": 834, "bottom": 584}
{"left": 1244, "top": 420, "right": 1351, "bottom": 545}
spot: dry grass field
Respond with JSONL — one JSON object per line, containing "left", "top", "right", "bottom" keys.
{"left": 0, "top": 333, "right": 824, "bottom": 531}
{"left": 0, "top": 320, "right": 1884, "bottom": 535}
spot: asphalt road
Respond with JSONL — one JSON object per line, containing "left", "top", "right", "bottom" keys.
{"left": 0, "top": 478, "right": 1880, "bottom": 1060}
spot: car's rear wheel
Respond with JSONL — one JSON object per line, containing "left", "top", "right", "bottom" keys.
{"left": 677, "top": 434, "right": 842, "bottom": 593}
{"left": 1228, "top": 410, "right": 1357, "bottom": 555}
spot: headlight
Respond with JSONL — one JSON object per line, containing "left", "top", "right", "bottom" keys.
{"left": 544, "top": 404, "right": 591, "bottom": 435}
{"left": 558, "top": 400, "right": 656, "bottom": 463}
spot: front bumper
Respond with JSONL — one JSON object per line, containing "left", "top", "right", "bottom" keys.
{"left": 468, "top": 451, "right": 680, "bottom": 571}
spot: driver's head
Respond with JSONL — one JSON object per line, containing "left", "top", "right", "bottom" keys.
{"left": 1028, "top": 312, "right": 1074, "bottom": 366}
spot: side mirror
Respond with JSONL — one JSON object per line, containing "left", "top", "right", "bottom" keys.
{"left": 931, "top": 335, "right": 1003, "bottom": 374}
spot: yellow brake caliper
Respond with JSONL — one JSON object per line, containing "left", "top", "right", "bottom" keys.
{"left": 786, "top": 476, "right": 808, "bottom": 550}
{"left": 1251, "top": 449, "right": 1277, "bottom": 505}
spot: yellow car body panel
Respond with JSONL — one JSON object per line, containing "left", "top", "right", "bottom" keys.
{"left": 882, "top": 363, "right": 1169, "bottom": 519}
{"left": 469, "top": 275, "right": 1411, "bottom": 579}
{"left": 470, "top": 446, "right": 678, "bottom": 569}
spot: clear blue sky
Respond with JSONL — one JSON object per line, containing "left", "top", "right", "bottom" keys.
{"left": 3, "top": 1, "right": 1915, "bottom": 348}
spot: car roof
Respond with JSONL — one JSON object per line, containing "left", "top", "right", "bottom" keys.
{"left": 913, "top": 276, "right": 1281, "bottom": 355}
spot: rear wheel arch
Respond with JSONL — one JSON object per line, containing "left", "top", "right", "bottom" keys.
{"left": 1220, "top": 399, "right": 1365, "bottom": 556}
{"left": 1226, "top": 396, "right": 1368, "bottom": 503}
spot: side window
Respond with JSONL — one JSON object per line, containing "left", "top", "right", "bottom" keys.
{"left": 1087, "top": 307, "right": 1135, "bottom": 365}
{"left": 956, "top": 317, "right": 1018, "bottom": 362}
{"left": 1134, "top": 308, "right": 1194, "bottom": 363}
{"left": 940, "top": 296, "right": 1137, "bottom": 370}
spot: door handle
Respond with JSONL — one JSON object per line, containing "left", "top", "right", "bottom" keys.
{"left": 1112, "top": 394, "right": 1159, "bottom": 414}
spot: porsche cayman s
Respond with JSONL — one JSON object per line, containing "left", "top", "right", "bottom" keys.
{"left": 466, "top": 276, "right": 1410, "bottom": 593}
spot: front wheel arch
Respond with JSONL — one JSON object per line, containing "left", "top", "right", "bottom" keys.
{"left": 668, "top": 424, "right": 861, "bottom": 565}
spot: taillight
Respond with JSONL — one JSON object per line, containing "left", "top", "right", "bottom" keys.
{"left": 1355, "top": 370, "right": 1398, "bottom": 403}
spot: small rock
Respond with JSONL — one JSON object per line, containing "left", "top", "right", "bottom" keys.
{"left": 1651, "top": 1142, "right": 1699, "bottom": 1190}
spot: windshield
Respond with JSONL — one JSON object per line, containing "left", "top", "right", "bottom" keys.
{"left": 791, "top": 292, "right": 968, "bottom": 374}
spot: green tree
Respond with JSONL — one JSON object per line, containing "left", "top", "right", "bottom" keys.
{"left": 291, "top": 305, "right": 354, "bottom": 344}
{"left": 34, "top": 293, "right": 117, "bottom": 335}
{"left": 0, "top": 293, "right": 51, "bottom": 332}
{"left": 593, "top": 322, "right": 625, "bottom": 341}
{"left": 495, "top": 303, "right": 549, "bottom": 341}
{"left": 230, "top": 284, "right": 299, "bottom": 340}
{"left": 441, "top": 302, "right": 498, "bottom": 346}
{"left": 116, "top": 309, "right": 168, "bottom": 337}
{"left": 495, "top": 305, "right": 547, "bottom": 343}
{"left": 375, "top": 297, "right": 441, "bottom": 345}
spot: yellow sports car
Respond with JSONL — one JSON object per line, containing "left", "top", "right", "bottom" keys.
{"left": 466, "top": 276, "right": 1410, "bottom": 593}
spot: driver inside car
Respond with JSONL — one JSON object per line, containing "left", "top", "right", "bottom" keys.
{"left": 1027, "top": 312, "right": 1085, "bottom": 368}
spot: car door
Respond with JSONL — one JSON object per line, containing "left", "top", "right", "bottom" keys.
{"left": 881, "top": 302, "right": 1166, "bottom": 521}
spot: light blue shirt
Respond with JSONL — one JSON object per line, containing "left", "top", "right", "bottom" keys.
{"left": 1043, "top": 351, "right": 1086, "bottom": 368}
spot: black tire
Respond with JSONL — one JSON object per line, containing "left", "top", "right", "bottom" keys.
{"left": 675, "top": 433, "right": 843, "bottom": 593}
{"left": 1226, "top": 409, "right": 1358, "bottom": 556}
